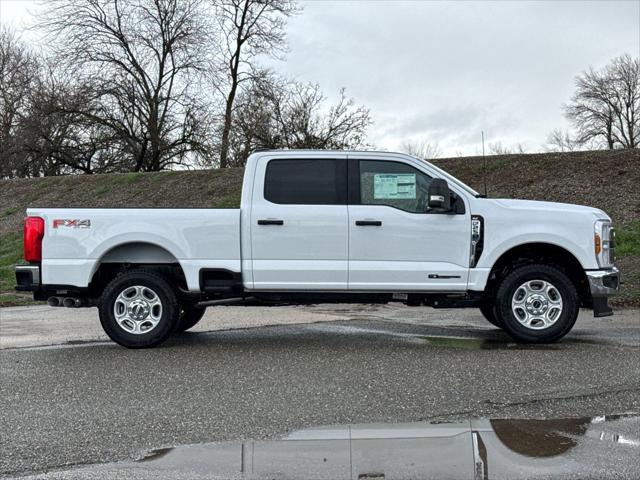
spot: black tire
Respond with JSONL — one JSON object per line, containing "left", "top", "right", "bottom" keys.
{"left": 479, "top": 303, "right": 503, "bottom": 328}
{"left": 175, "top": 304, "right": 206, "bottom": 332}
{"left": 98, "top": 270, "right": 179, "bottom": 348}
{"left": 495, "top": 264, "right": 579, "bottom": 344}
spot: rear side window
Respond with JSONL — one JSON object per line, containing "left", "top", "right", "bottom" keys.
{"left": 264, "top": 159, "right": 347, "bottom": 205}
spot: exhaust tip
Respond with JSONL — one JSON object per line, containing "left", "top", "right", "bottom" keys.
{"left": 47, "top": 297, "right": 60, "bottom": 307}
{"left": 62, "top": 297, "right": 77, "bottom": 308}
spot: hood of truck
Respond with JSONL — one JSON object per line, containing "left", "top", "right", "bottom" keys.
{"left": 487, "top": 198, "right": 610, "bottom": 221}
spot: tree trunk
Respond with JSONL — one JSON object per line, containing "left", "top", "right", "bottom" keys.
{"left": 219, "top": 2, "right": 248, "bottom": 169}
{"left": 606, "top": 124, "right": 614, "bottom": 150}
{"left": 219, "top": 90, "right": 236, "bottom": 169}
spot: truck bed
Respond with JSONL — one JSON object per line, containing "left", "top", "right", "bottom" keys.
{"left": 28, "top": 208, "right": 241, "bottom": 291}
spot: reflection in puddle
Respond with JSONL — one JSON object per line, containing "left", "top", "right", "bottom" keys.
{"left": 33, "top": 415, "right": 639, "bottom": 480}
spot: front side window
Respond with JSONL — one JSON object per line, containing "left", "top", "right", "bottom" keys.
{"left": 264, "top": 159, "right": 346, "bottom": 205}
{"left": 359, "top": 160, "right": 432, "bottom": 213}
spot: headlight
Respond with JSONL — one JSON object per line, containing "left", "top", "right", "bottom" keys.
{"left": 594, "top": 220, "right": 615, "bottom": 268}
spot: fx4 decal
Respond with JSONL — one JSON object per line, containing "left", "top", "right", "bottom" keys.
{"left": 53, "top": 219, "right": 91, "bottom": 229}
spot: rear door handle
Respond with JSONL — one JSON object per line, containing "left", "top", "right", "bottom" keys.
{"left": 257, "top": 219, "right": 284, "bottom": 226}
{"left": 355, "top": 220, "right": 382, "bottom": 226}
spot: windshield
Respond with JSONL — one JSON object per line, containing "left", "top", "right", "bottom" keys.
{"left": 418, "top": 158, "right": 482, "bottom": 197}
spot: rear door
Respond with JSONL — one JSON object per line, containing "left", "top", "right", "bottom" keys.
{"left": 348, "top": 155, "right": 471, "bottom": 291}
{"left": 250, "top": 155, "right": 349, "bottom": 290}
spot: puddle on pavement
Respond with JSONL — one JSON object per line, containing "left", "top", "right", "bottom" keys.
{"left": 420, "top": 335, "right": 514, "bottom": 350}
{"left": 312, "top": 323, "right": 560, "bottom": 350}
{"left": 38, "top": 414, "right": 639, "bottom": 479}
{"left": 417, "top": 335, "right": 565, "bottom": 350}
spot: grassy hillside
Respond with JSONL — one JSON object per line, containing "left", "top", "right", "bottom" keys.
{"left": 1, "top": 150, "right": 638, "bottom": 306}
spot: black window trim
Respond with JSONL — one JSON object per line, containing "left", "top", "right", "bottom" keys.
{"left": 263, "top": 157, "right": 348, "bottom": 206}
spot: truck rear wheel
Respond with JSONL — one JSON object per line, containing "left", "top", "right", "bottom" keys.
{"left": 495, "top": 264, "right": 579, "bottom": 343}
{"left": 98, "top": 270, "right": 179, "bottom": 348}
{"left": 175, "top": 304, "right": 207, "bottom": 332}
{"left": 479, "top": 303, "right": 503, "bottom": 328}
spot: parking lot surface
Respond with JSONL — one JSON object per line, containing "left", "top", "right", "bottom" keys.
{"left": 1, "top": 305, "right": 639, "bottom": 478}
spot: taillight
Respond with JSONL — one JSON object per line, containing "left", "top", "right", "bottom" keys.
{"left": 24, "top": 216, "right": 45, "bottom": 263}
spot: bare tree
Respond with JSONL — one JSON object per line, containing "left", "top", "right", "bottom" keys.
{"left": 544, "top": 128, "right": 580, "bottom": 152}
{"left": 39, "top": 0, "right": 213, "bottom": 171}
{"left": 488, "top": 141, "right": 526, "bottom": 155}
{"left": 0, "top": 28, "right": 40, "bottom": 177}
{"left": 215, "top": 0, "right": 299, "bottom": 168}
{"left": 228, "top": 72, "right": 371, "bottom": 166}
{"left": 565, "top": 54, "right": 639, "bottom": 150}
{"left": 20, "top": 64, "right": 128, "bottom": 175}
{"left": 0, "top": 31, "right": 128, "bottom": 179}
{"left": 398, "top": 139, "right": 441, "bottom": 160}
{"left": 565, "top": 66, "right": 616, "bottom": 149}
{"left": 608, "top": 54, "right": 639, "bottom": 149}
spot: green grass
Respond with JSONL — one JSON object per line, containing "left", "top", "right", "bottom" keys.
{"left": 215, "top": 191, "right": 242, "bottom": 208}
{"left": 151, "top": 171, "right": 176, "bottom": 182}
{"left": 120, "top": 172, "right": 144, "bottom": 184}
{"left": 0, "top": 292, "right": 34, "bottom": 307}
{"left": 471, "top": 157, "right": 511, "bottom": 176}
{"left": 616, "top": 221, "right": 640, "bottom": 257}
{"left": 2, "top": 207, "right": 19, "bottom": 218}
{"left": 94, "top": 186, "right": 111, "bottom": 197}
{"left": 0, "top": 232, "right": 23, "bottom": 301}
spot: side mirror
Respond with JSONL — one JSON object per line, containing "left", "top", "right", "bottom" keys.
{"left": 427, "top": 179, "right": 451, "bottom": 212}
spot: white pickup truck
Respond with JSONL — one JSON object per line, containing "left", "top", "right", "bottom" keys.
{"left": 15, "top": 150, "right": 619, "bottom": 348}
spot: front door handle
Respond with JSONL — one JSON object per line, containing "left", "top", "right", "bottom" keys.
{"left": 355, "top": 220, "right": 382, "bottom": 226}
{"left": 257, "top": 219, "right": 284, "bottom": 226}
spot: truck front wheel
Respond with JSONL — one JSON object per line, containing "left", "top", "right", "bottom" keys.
{"left": 98, "top": 270, "right": 179, "bottom": 348}
{"left": 495, "top": 264, "right": 579, "bottom": 343}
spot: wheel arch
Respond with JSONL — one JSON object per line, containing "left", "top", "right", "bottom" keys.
{"left": 485, "top": 242, "right": 590, "bottom": 303}
{"left": 88, "top": 241, "right": 188, "bottom": 295}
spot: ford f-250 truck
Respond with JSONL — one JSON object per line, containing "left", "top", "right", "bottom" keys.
{"left": 15, "top": 150, "right": 619, "bottom": 348}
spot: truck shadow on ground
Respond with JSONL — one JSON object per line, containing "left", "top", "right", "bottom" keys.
{"left": 165, "top": 320, "right": 578, "bottom": 351}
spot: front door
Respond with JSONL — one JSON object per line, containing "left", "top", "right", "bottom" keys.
{"left": 250, "top": 156, "right": 349, "bottom": 290}
{"left": 348, "top": 156, "right": 471, "bottom": 291}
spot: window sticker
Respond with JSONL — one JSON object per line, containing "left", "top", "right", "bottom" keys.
{"left": 373, "top": 173, "right": 416, "bottom": 199}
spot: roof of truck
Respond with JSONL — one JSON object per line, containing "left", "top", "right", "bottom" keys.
{"left": 250, "top": 149, "right": 415, "bottom": 157}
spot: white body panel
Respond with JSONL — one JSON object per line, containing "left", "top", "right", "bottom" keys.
{"left": 348, "top": 204, "right": 470, "bottom": 290}
{"left": 31, "top": 150, "right": 610, "bottom": 296}
{"left": 346, "top": 152, "right": 470, "bottom": 291}
{"left": 248, "top": 152, "right": 349, "bottom": 290}
{"left": 31, "top": 208, "right": 241, "bottom": 291}
{"left": 466, "top": 199, "right": 607, "bottom": 291}
{"left": 248, "top": 205, "right": 349, "bottom": 289}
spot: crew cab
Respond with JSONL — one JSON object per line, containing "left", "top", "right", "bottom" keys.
{"left": 15, "top": 150, "right": 620, "bottom": 348}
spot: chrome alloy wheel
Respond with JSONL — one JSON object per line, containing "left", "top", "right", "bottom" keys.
{"left": 113, "top": 285, "right": 163, "bottom": 334}
{"left": 511, "top": 280, "right": 563, "bottom": 330}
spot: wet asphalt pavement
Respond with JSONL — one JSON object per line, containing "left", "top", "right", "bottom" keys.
{"left": 1, "top": 305, "right": 639, "bottom": 478}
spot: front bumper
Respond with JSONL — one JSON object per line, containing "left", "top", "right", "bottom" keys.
{"left": 587, "top": 267, "right": 620, "bottom": 297}
{"left": 586, "top": 267, "right": 619, "bottom": 318}
{"left": 15, "top": 265, "right": 40, "bottom": 292}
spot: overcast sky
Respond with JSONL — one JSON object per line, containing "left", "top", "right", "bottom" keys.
{"left": 1, "top": 0, "right": 639, "bottom": 156}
